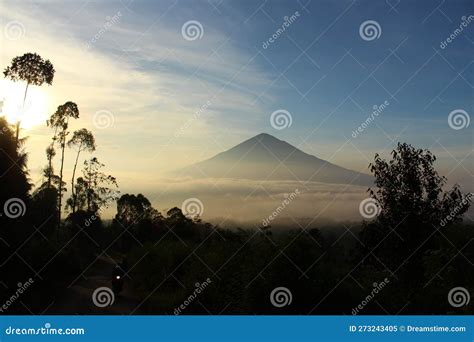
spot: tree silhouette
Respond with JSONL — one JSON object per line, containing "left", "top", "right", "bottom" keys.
{"left": 68, "top": 157, "right": 118, "bottom": 213}
{"left": 47, "top": 102, "right": 79, "bottom": 228}
{"left": 67, "top": 129, "right": 96, "bottom": 213}
{"left": 3, "top": 53, "right": 55, "bottom": 142}
{"left": 0, "top": 117, "right": 31, "bottom": 225}
{"left": 360, "top": 143, "right": 471, "bottom": 286}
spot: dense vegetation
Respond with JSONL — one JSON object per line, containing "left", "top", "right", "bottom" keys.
{"left": 0, "top": 53, "right": 472, "bottom": 315}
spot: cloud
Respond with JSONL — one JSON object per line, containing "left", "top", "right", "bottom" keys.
{"left": 0, "top": 0, "right": 274, "bottom": 186}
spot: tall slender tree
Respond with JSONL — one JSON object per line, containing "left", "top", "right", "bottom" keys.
{"left": 67, "top": 129, "right": 96, "bottom": 213}
{"left": 47, "top": 102, "right": 79, "bottom": 228}
{"left": 3, "top": 53, "right": 55, "bottom": 142}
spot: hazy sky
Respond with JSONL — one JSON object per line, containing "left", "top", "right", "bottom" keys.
{"left": 0, "top": 0, "right": 472, "bottom": 221}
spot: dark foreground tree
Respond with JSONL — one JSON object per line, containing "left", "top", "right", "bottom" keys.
{"left": 67, "top": 129, "right": 96, "bottom": 213}
{"left": 47, "top": 102, "right": 79, "bottom": 228}
{"left": 3, "top": 53, "right": 55, "bottom": 142}
{"left": 360, "top": 143, "right": 471, "bottom": 286}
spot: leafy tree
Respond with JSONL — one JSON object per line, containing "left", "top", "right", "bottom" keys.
{"left": 360, "top": 143, "right": 471, "bottom": 285}
{"left": 115, "top": 194, "right": 156, "bottom": 226}
{"left": 0, "top": 117, "right": 31, "bottom": 225}
{"left": 67, "top": 129, "right": 96, "bottom": 213}
{"left": 47, "top": 102, "right": 79, "bottom": 227}
{"left": 3, "top": 53, "right": 55, "bottom": 142}
{"left": 66, "top": 157, "right": 118, "bottom": 213}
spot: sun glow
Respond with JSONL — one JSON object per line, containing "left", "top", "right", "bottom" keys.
{"left": 0, "top": 79, "right": 49, "bottom": 129}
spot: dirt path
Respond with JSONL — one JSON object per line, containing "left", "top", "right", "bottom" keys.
{"left": 47, "top": 255, "right": 143, "bottom": 314}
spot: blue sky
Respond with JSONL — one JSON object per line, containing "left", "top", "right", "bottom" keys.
{"left": 1, "top": 0, "right": 472, "bottom": 195}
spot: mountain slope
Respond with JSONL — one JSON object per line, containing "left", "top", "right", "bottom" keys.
{"left": 176, "top": 133, "right": 373, "bottom": 186}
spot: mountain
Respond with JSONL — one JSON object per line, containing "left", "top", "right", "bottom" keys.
{"left": 176, "top": 133, "right": 373, "bottom": 186}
